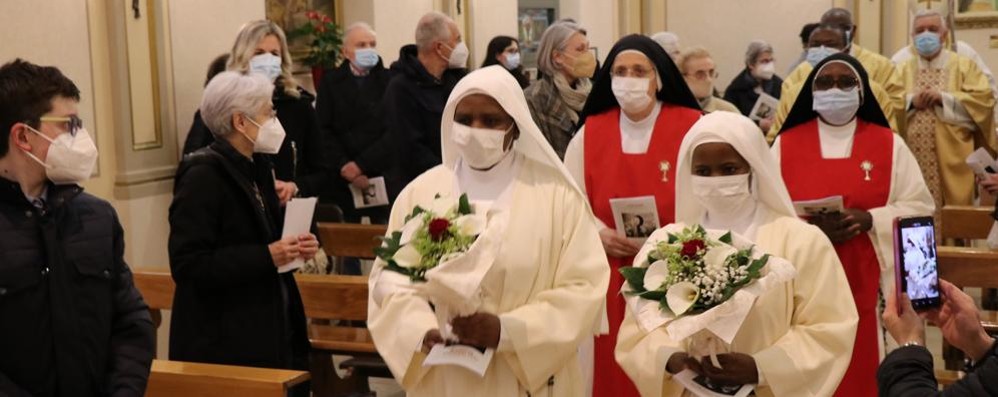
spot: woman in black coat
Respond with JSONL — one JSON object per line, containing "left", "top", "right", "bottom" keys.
{"left": 723, "top": 40, "right": 783, "bottom": 131}
{"left": 182, "top": 20, "right": 328, "bottom": 205}
{"left": 168, "top": 71, "right": 318, "bottom": 388}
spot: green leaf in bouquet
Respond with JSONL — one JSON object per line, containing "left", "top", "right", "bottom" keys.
{"left": 373, "top": 231, "right": 403, "bottom": 260}
{"left": 719, "top": 231, "right": 733, "bottom": 245}
{"left": 667, "top": 233, "right": 678, "bottom": 244}
{"left": 458, "top": 194, "right": 472, "bottom": 215}
{"left": 639, "top": 290, "right": 665, "bottom": 301}
{"left": 748, "top": 254, "right": 769, "bottom": 273}
{"left": 694, "top": 224, "right": 706, "bottom": 235}
{"left": 405, "top": 206, "right": 426, "bottom": 223}
{"left": 619, "top": 266, "right": 648, "bottom": 292}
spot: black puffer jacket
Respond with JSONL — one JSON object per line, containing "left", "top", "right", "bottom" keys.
{"left": 878, "top": 344, "right": 998, "bottom": 396}
{"left": 381, "top": 44, "right": 465, "bottom": 198}
{"left": 723, "top": 68, "right": 783, "bottom": 118}
{"left": 0, "top": 178, "right": 155, "bottom": 397}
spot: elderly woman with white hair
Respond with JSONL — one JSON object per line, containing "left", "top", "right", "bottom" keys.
{"left": 723, "top": 40, "right": 783, "bottom": 130}
{"left": 182, "top": 20, "right": 327, "bottom": 206}
{"left": 524, "top": 20, "right": 596, "bottom": 159}
{"left": 168, "top": 71, "right": 317, "bottom": 393}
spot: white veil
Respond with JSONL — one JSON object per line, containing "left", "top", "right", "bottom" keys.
{"left": 439, "top": 65, "right": 585, "bottom": 199}
{"left": 674, "top": 111, "right": 797, "bottom": 224}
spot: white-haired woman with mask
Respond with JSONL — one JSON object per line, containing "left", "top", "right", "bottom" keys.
{"left": 564, "top": 34, "right": 702, "bottom": 397}
{"left": 367, "top": 66, "right": 609, "bottom": 396}
{"left": 182, "top": 20, "right": 327, "bottom": 206}
{"left": 524, "top": 20, "right": 596, "bottom": 159}
{"left": 616, "top": 111, "right": 858, "bottom": 396}
{"left": 168, "top": 72, "right": 317, "bottom": 396}
{"left": 724, "top": 40, "right": 783, "bottom": 130}
{"left": 772, "top": 53, "right": 934, "bottom": 396}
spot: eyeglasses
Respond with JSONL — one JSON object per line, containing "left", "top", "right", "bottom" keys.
{"left": 813, "top": 75, "right": 859, "bottom": 91}
{"left": 37, "top": 115, "right": 84, "bottom": 137}
{"left": 685, "top": 70, "right": 719, "bottom": 81}
{"left": 611, "top": 66, "right": 654, "bottom": 78}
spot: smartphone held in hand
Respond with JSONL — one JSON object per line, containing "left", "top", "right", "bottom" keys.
{"left": 893, "top": 216, "right": 941, "bottom": 311}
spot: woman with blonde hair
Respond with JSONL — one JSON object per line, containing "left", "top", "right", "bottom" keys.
{"left": 183, "top": 20, "right": 328, "bottom": 206}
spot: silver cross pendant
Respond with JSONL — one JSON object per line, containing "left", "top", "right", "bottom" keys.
{"left": 860, "top": 160, "right": 873, "bottom": 181}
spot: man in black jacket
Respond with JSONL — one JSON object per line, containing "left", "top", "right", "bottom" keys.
{"left": 316, "top": 22, "right": 392, "bottom": 223}
{"left": 879, "top": 279, "right": 998, "bottom": 396}
{"left": 382, "top": 11, "right": 467, "bottom": 198}
{"left": 0, "top": 59, "right": 155, "bottom": 396}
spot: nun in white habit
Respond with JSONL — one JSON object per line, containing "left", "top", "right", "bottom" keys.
{"left": 367, "top": 65, "right": 610, "bottom": 396}
{"left": 615, "top": 111, "right": 858, "bottom": 396}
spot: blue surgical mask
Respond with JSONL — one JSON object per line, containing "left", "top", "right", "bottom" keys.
{"left": 806, "top": 46, "right": 839, "bottom": 66}
{"left": 353, "top": 48, "right": 379, "bottom": 70}
{"left": 249, "top": 53, "right": 282, "bottom": 82}
{"left": 813, "top": 88, "right": 860, "bottom": 125}
{"left": 914, "top": 31, "right": 941, "bottom": 57}
{"left": 502, "top": 52, "right": 521, "bottom": 70}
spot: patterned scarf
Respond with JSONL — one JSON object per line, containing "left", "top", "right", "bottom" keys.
{"left": 552, "top": 73, "right": 592, "bottom": 124}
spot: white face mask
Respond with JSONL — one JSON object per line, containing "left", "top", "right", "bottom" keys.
{"left": 752, "top": 61, "right": 776, "bottom": 80}
{"left": 813, "top": 88, "right": 860, "bottom": 126}
{"left": 452, "top": 122, "right": 512, "bottom": 169}
{"left": 691, "top": 174, "right": 754, "bottom": 218}
{"left": 502, "top": 52, "right": 521, "bottom": 70}
{"left": 243, "top": 115, "right": 287, "bottom": 154}
{"left": 612, "top": 76, "right": 653, "bottom": 115}
{"left": 444, "top": 42, "right": 469, "bottom": 69}
{"left": 249, "top": 53, "right": 282, "bottom": 82}
{"left": 23, "top": 126, "right": 98, "bottom": 185}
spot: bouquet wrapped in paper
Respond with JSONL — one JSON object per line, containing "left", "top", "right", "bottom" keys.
{"left": 621, "top": 223, "right": 796, "bottom": 367}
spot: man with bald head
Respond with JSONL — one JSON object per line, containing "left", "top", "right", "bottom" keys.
{"left": 896, "top": 9, "right": 995, "bottom": 213}
{"left": 381, "top": 12, "right": 467, "bottom": 198}
{"left": 315, "top": 22, "right": 392, "bottom": 226}
{"left": 767, "top": 22, "right": 901, "bottom": 140}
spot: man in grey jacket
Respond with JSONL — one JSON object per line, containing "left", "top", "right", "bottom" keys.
{"left": 0, "top": 59, "right": 155, "bottom": 397}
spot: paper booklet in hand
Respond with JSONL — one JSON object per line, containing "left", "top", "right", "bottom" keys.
{"left": 792, "top": 195, "right": 844, "bottom": 217}
{"left": 422, "top": 342, "right": 495, "bottom": 377}
{"left": 748, "top": 93, "right": 778, "bottom": 121}
{"left": 349, "top": 176, "right": 390, "bottom": 208}
{"left": 279, "top": 197, "right": 317, "bottom": 273}
{"left": 966, "top": 147, "right": 998, "bottom": 178}
{"left": 610, "top": 196, "right": 660, "bottom": 244}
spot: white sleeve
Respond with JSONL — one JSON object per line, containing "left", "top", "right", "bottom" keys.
{"left": 936, "top": 92, "right": 977, "bottom": 130}
{"left": 770, "top": 136, "right": 782, "bottom": 164}
{"left": 868, "top": 135, "right": 936, "bottom": 295}
{"left": 564, "top": 127, "right": 610, "bottom": 231}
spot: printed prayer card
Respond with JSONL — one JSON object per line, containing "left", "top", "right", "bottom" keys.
{"left": 610, "top": 195, "right": 659, "bottom": 244}
{"left": 279, "top": 197, "right": 317, "bottom": 273}
{"left": 792, "top": 195, "right": 844, "bottom": 217}
{"left": 350, "top": 176, "right": 390, "bottom": 209}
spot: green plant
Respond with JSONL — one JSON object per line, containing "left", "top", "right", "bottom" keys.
{"left": 288, "top": 11, "right": 343, "bottom": 68}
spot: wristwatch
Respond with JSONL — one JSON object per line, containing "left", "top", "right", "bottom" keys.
{"left": 964, "top": 337, "right": 998, "bottom": 372}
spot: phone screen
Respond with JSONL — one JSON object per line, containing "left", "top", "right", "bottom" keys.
{"left": 897, "top": 217, "right": 941, "bottom": 310}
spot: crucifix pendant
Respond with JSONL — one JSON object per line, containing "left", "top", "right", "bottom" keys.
{"left": 860, "top": 160, "right": 873, "bottom": 181}
{"left": 659, "top": 161, "right": 671, "bottom": 182}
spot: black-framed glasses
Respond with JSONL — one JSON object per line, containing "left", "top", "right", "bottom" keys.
{"left": 814, "top": 75, "right": 859, "bottom": 91}
{"left": 37, "top": 115, "right": 84, "bottom": 137}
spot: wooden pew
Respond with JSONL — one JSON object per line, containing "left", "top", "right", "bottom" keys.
{"left": 148, "top": 359, "right": 308, "bottom": 397}
{"left": 316, "top": 222, "right": 386, "bottom": 259}
{"left": 940, "top": 206, "right": 994, "bottom": 240}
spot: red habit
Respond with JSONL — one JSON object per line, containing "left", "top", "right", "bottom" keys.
{"left": 779, "top": 119, "right": 893, "bottom": 397}
{"left": 584, "top": 104, "right": 700, "bottom": 396}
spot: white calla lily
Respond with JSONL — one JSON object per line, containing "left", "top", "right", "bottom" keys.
{"left": 703, "top": 245, "right": 738, "bottom": 270}
{"left": 454, "top": 214, "right": 486, "bottom": 236}
{"left": 642, "top": 260, "right": 670, "bottom": 291}
{"left": 429, "top": 196, "right": 455, "bottom": 216}
{"left": 666, "top": 281, "right": 699, "bottom": 315}
{"left": 399, "top": 217, "right": 423, "bottom": 246}
{"left": 392, "top": 244, "right": 422, "bottom": 268}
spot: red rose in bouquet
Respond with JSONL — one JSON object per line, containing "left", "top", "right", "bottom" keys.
{"left": 428, "top": 218, "right": 451, "bottom": 241}
{"left": 680, "top": 239, "right": 706, "bottom": 259}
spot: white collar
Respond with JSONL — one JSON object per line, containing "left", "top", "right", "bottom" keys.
{"left": 619, "top": 101, "right": 662, "bottom": 154}
{"left": 456, "top": 151, "right": 519, "bottom": 202}
{"left": 917, "top": 50, "right": 949, "bottom": 69}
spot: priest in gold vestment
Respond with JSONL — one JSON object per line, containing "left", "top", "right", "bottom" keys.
{"left": 897, "top": 10, "right": 996, "bottom": 209}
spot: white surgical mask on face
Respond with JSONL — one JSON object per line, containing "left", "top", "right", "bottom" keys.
{"left": 23, "top": 126, "right": 98, "bottom": 185}
{"left": 612, "top": 76, "right": 653, "bottom": 115}
{"left": 243, "top": 115, "right": 287, "bottom": 154}
{"left": 753, "top": 61, "right": 776, "bottom": 80}
{"left": 691, "top": 173, "right": 754, "bottom": 219}
{"left": 502, "top": 52, "right": 521, "bottom": 70}
{"left": 813, "top": 88, "right": 860, "bottom": 126}
{"left": 249, "top": 53, "right": 282, "bottom": 82}
{"left": 444, "top": 42, "right": 469, "bottom": 69}
{"left": 452, "top": 122, "right": 512, "bottom": 169}
{"left": 353, "top": 48, "right": 380, "bottom": 70}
